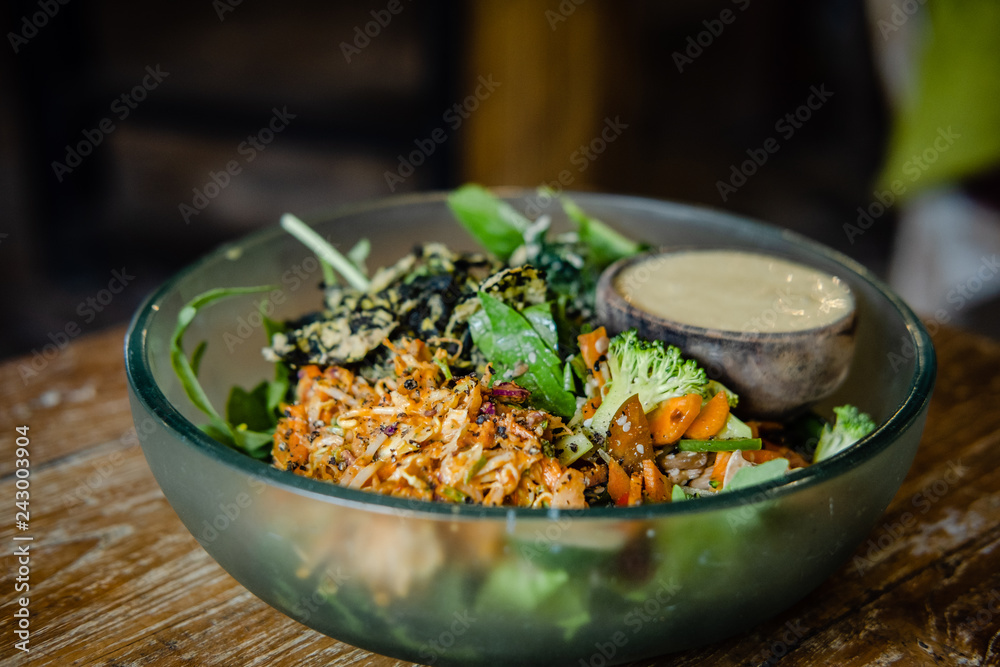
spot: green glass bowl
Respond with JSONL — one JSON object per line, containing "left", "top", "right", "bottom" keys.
{"left": 125, "top": 190, "right": 935, "bottom": 666}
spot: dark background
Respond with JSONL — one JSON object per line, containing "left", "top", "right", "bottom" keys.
{"left": 2, "top": 0, "right": 982, "bottom": 360}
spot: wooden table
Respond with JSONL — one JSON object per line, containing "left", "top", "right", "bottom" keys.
{"left": 2, "top": 323, "right": 999, "bottom": 666}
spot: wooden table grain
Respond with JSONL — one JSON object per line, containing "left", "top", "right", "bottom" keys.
{"left": 2, "top": 323, "right": 999, "bottom": 666}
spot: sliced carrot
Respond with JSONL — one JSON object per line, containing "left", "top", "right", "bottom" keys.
{"left": 762, "top": 441, "right": 810, "bottom": 468}
{"left": 742, "top": 449, "right": 783, "bottom": 464}
{"left": 605, "top": 394, "right": 653, "bottom": 475}
{"left": 578, "top": 327, "right": 609, "bottom": 399}
{"left": 710, "top": 451, "right": 731, "bottom": 489}
{"left": 628, "top": 471, "right": 643, "bottom": 506}
{"left": 607, "top": 457, "right": 630, "bottom": 505}
{"left": 648, "top": 393, "right": 702, "bottom": 445}
{"left": 578, "top": 326, "right": 608, "bottom": 370}
{"left": 642, "top": 459, "right": 670, "bottom": 502}
{"left": 580, "top": 396, "right": 601, "bottom": 421}
{"left": 684, "top": 391, "right": 730, "bottom": 439}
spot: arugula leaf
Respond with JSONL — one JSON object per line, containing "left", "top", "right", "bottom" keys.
{"left": 725, "top": 458, "right": 790, "bottom": 492}
{"left": 170, "top": 286, "right": 283, "bottom": 459}
{"left": 189, "top": 340, "right": 208, "bottom": 376}
{"left": 557, "top": 193, "right": 645, "bottom": 268}
{"left": 472, "top": 292, "right": 577, "bottom": 418}
{"left": 280, "top": 213, "right": 370, "bottom": 291}
{"left": 447, "top": 184, "right": 531, "bottom": 261}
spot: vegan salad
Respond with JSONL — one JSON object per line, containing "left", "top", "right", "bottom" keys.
{"left": 171, "top": 184, "right": 876, "bottom": 508}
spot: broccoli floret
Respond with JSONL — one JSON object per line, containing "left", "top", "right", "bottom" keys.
{"left": 586, "top": 329, "right": 711, "bottom": 438}
{"left": 813, "top": 404, "right": 877, "bottom": 462}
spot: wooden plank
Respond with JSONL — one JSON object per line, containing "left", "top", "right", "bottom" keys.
{"left": 0, "top": 439, "right": 398, "bottom": 666}
{"left": 0, "top": 325, "right": 134, "bottom": 477}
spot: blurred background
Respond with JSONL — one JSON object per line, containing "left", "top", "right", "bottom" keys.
{"left": 2, "top": 0, "right": 998, "bottom": 359}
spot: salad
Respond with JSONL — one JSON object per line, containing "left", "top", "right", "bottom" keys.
{"left": 172, "top": 185, "right": 875, "bottom": 508}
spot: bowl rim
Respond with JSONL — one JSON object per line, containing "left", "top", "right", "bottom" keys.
{"left": 124, "top": 189, "right": 937, "bottom": 520}
{"left": 600, "top": 246, "right": 858, "bottom": 340}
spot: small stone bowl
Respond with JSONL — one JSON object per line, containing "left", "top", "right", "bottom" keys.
{"left": 596, "top": 248, "right": 858, "bottom": 419}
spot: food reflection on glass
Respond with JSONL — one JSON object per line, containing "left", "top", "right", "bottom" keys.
{"left": 170, "top": 185, "right": 875, "bottom": 509}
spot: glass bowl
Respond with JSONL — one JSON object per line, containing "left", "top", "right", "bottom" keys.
{"left": 125, "top": 190, "right": 936, "bottom": 666}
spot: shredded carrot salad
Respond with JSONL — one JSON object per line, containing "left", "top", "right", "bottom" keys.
{"left": 271, "top": 338, "right": 595, "bottom": 508}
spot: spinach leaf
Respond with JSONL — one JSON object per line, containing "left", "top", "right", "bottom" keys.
{"left": 472, "top": 292, "right": 577, "bottom": 418}
{"left": 226, "top": 382, "right": 274, "bottom": 433}
{"left": 522, "top": 302, "right": 559, "bottom": 351}
{"left": 468, "top": 301, "right": 559, "bottom": 363}
{"left": 447, "top": 184, "right": 531, "bottom": 261}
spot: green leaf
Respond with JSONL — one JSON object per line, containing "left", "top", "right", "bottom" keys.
{"left": 467, "top": 309, "right": 495, "bottom": 359}
{"left": 562, "top": 360, "right": 575, "bottom": 393}
{"left": 725, "top": 458, "right": 790, "bottom": 492}
{"left": 266, "top": 364, "right": 291, "bottom": 415}
{"left": 170, "top": 285, "right": 278, "bottom": 426}
{"left": 170, "top": 285, "right": 283, "bottom": 458}
{"left": 229, "top": 425, "right": 275, "bottom": 460}
{"left": 280, "top": 213, "right": 370, "bottom": 291}
{"left": 199, "top": 422, "right": 235, "bottom": 446}
{"left": 190, "top": 340, "right": 208, "bottom": 377}
{"left": 473, "top": 292, "right": 577, "bottom": 418}
{"left": 447, "top": 184, "right": 530, "bottom": 261}
{"left": 261, "top": 312, "right": 291, "bottom": 414}
{"left": 557, "top": 193, "right": 644, "bottom": 268}
{"left": 347, "top": 238, "right": 371, "bottom": 275}
{"left": 226, "top": 382, "right": 275, "bottom": 433}
{"left": 522, "top": 302, "right": 559, "bottom": 351}
{"left": 671, "top": 484, "right": 689, "bottom": 502}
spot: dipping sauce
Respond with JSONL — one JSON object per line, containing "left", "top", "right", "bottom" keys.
{"left": 614, "top": 250, "right": 853, "bottom": 333}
